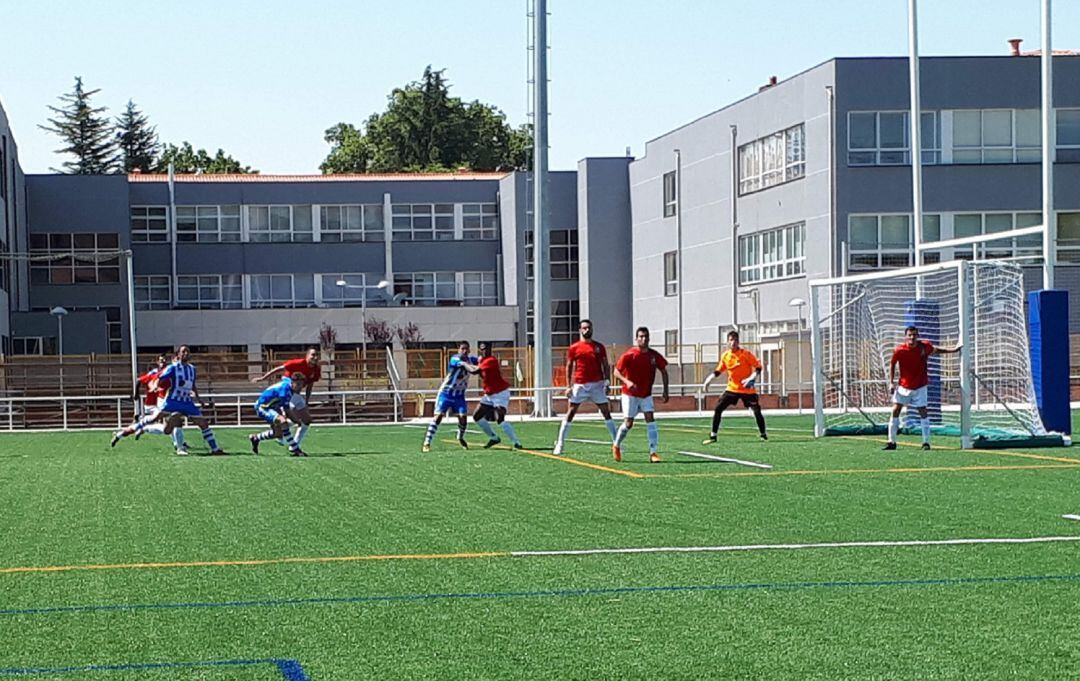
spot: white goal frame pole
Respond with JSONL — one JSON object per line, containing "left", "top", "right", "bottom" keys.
{"left": 908, "top": 0, "right": 924, "bottom": 265}
{"left": 1041, "top": 0, "right": 1056, "bottom": 290}
{"left": 809, "top": 285, "right": 827, "bottom": 438}
{"left": 957, "top": 260, "right": 973, "bottom": 449}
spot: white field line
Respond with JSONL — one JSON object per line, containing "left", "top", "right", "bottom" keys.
{"left": 1063, "top": 515, "right": 1080, "bottom": 522}
{"left": 568, "top": 438, "right": 613, "bottom": 446}
{"left": 677, "top": 451, "right": 773, "bottom": 469}
{"left": 511, "top": 535, "right": 1080, "bottom": 558}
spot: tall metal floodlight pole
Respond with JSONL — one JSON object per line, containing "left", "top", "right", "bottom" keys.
{"left": 532, "top": 0, "right": 552, "bottom": 417}
{"left": 908, "top": 0, "right": 924, "bottom": 267}
{"left": 1042, "top": 0, "right": 1055, "bottom": 289}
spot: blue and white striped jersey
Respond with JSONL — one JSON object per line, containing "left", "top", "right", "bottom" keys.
{"left": 159, "top": 361, "right": 197, "bottom": 402}
{"left": 255, "top": 377, "right": 294, "bottom": 410}
{"left": 438, "top": 354, "right": 477, "bottom": 397}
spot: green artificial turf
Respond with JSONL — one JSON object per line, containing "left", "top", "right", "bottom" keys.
{"left": 1, "top": 413, "right": 1079, "bottom": 679}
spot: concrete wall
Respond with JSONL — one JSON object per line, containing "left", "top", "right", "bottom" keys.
{"left": 578, "top": 157, "right": 633, "bottom": 341}
{"left": 0, "top": 103, "right": 23, "bottom": 346}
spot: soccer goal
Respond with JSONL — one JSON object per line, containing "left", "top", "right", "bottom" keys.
{"left": 808, "top": 259, "right": 1064, "bottom": 449}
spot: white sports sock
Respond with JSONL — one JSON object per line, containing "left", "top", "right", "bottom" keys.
{"left": 476, "top": 419, "right": 497, "bottom": 438}
{"left": 500, "top": 421, "right": 520, "bottom": 445}
{"left": 556, "top": 419, "right": 571, "bottom": 447}
{"left": 144, "top": 423, "right": 165, "bottom": 435}
{"left": 888, "top": 417, "right": 899, "bottom": 443}
{"left": 605, "top": 419, "right": 618, "bottom": 442}
{"left": 296, "top": 424, "right": 310, "bottom": 445}
{"left": 615, "top": 423, "right": 630, "bottom": 446}
{"left": 921, "top": 418, "right": 931, "bottom": 444}
{"left": 646, "top": 422, "right": 659, "bottom": 452}
{"left": 172, "top": 429, "right": 185, "bottom": 449}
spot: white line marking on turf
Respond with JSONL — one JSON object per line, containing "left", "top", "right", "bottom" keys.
{"left": 1063, "top": 515, "right": 1080, "bottom": 522}
{"left": 678, "top": 451, "right": 773, "bottom": 469}
{"left": 510, "top": 535, "right": 1080, "bottom": 558}
{"left": 568, "top": 438, "right": 613, "bottom": 446}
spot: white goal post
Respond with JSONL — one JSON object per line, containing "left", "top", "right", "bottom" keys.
{"left": 808, "top": 259, "right": 1059, "bottom": 449}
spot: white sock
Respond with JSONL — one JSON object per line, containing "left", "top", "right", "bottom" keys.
{"left": 921, "top": 418, "right": 931, "bottom": 444}
{"left": 476, "top": 419, "right": 497, "bottom": 438}
{"left": 615, "top": 423, "right": 630, "bottom": 446}
{"left": 556, "top": 419, "right": 571, "bottom": 448}
{"left": 605, "top": 419, "right": 618, "bottom": 442}
{"left": 145, "top": 423, "right": 165, "bottom": 435}
{"left": 172, "top": 429, "right": 185, "bottom": 449}
{"left": 888, "top": 417, "right": 899, "bottom": 443}
{"left": 296, "top": 424, "right": 310, "bottom": 445}
{"left": 500, "top": 421, "right": 520, "bottom": 445}
{"left": 646, "top": 422, "right": 659, "bottom": 452}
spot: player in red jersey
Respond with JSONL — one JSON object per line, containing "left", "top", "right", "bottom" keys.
{"left": 253, "top": 347, "right": 321, "bottom": 447}
{"left": 111, "top": 353, "right": 186, "bottom": 452}
{"left": 465, "top": 341, "right": 522, "bottom": 449}
{"left": 611, "top": 327, "right": 669, "bottom": 463}
{"left": 884, "top": 326, "right": 961, "bottom": 451}
{"left": 552, "top": 319, "right": 618, "bottom": 456}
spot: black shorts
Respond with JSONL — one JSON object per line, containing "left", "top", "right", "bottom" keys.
{"left": 717, "top": 390, "right": 759, "bottom": 409}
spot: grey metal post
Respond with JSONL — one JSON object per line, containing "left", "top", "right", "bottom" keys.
{"left": 168, "top": 163, "right": 178, "bottom": 309}
{"left": 957, "top": 261, "right": 973, "bottom": 448}
{"left": 532, "top": 0, "right": 552, "bottom": 417}
{"left": 908, "top": 0, "right": 924, "bottom": 265}
{"left": 809, "top": 288, "right": 826, "bottom": 437}
{"left": 1042, "top": 0, "right": 1055, "bottom": 289}
{"left": 730, "top": 125, "right": 739, "bottom": 332}
{"left": 125, "top": 250, "right": 139, "bottom": 413}
{"left": 674, "top": 148, "right": 683, "bottom": 365}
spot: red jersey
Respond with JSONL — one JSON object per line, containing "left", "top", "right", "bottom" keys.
{"left": 283, "top": 358, "right": 321, "bottom": 386}
{"left": 567, "top": 340, "right": 607, "bottom": 385}
{"left": 137, "top": 369, "right": 164, "bottom": 406}
{"left": 891, "top": 340, "right": 935, "bottom": 389}
{"left": 615, "top": 347, "right": 668, "bottom": 398}
{"left": 477, "top": 355, "right": 510, "bottom": 395}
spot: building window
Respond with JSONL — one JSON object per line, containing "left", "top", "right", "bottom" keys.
{"left": 525, "top": 230, "right": 579, "bottom": 280}
{"left": 29, "top": 233, "right": 121, "bottom": 285}
{"left": 320, "top": 274, "right": 369, "bottom": 307}
{"left": 393, "top": 272, "right": 458, "bottom": 306}
{"left": 319, "top": 205, "right": 384, "bottom": 242}
{"left": 462, "top": 271, "right": 497, "bottom": 306}
{"left": 950, "top": 212, "right": 1042, "bottom": 260}
{"left": 105, "top": 307, "right": 122, "bottom": 354}
{"left": 247, "top": 205, "right": 313, "bottom": 243}
{"left": 174, "top": 205, "right": 241, "bottom": 243}
{"left": 462, "top": 204, "right": 498, "bottom": 240}
{"left": 738, "top": 124, "right": 805, "bottom": 195}
{"left": 664, "top": 251, "right": 678, "bottom": 296}
{"left": 135, "top": 275, "right": 171, "bottom": 310}
{"left": 249, "top": 274, "right": 316, "bottom": 308}
{"left": 176, "top": 274, "right": 243, "bottom": 310}
{"left": 664, "top": 330, "right": 679, "bottom": 357}
{"left": 1058, "top": 213, "right": 1080, "bottom": 262}
{"left": 952, "top": 109, "right": 1040, "bottom": 164}
{"left": 13, "top": 336, "right": 49, "bottom": 355}
{"left": 847, "top": 111, "right": 941, "bottom": 165}
{"left": 847, "top": 215, "right": 913, "bottom": 270}
{"left": 1057, "top": 109, "right": 1080, "bottom": 162}
{"left": 663, "top": 171, "right": 677, "bottom": 217}
{"left": 738, "top": 222, "right": 806, "bottom": 284}
{"left": 131, "top": 206, "right": 169, "bottom": 242}
{"left": 0, "top": 241, "right": 9, "bottom": 294}
{"left": 391, "top": 204, "right": 454, "bottom": 241}
{"left": 527, "top": 299, "right": 579, "bottom": 347}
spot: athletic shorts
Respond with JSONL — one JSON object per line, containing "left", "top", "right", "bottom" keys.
{"left": 893, "top": 385, "right": 928, "bottom": 408}
{"left": 255, "top": 405, "right": 283, "bottom": 425}
{"left": 435, "top": 392, "right": 468, "bottom": 415}
{"left": 480, "top": 389, "right": 511, "bottom": 410}
{"left": 621, "top": 394, "right": 655, "bottom": 419}
{"left": 161, "top": 399, "right": 202, "bottom": 418}
{"left": 569, "top": 380, "right": 609, "bottom": 405}
{"left": 289, "top": 393, "right": 308, "bottom": 410}
{"left": 717, "top": 391, "right": 759, "bottom": 410}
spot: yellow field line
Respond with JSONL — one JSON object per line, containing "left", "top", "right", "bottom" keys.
{"left": 644, "top": 463, "right": 1080, "bottom": 479}
{"left": 0, "top": 551, "right": 507, "bottom": 575}
{"left": 441, "top": 439, "right": 644, "bottom": 478}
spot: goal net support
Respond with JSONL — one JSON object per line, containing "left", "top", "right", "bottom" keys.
{"left": 809, "top": 260, "right": 1064, "bottom": 449}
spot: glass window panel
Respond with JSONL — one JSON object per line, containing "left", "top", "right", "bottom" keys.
{"left": 879, "top": 113, "right": 906, "bottom": 148}
{"left": 50, "top": 234, "right": 72, "bottom": 249}
{"left": 879, "top": 216, "right": 910, "bottom": 249}
{"left": 1016, "top": 213, "right": 1042, "bottom": 229}
{"left": 1057, "top": 213, "right": 1080, "bottom": 240}
{"left": 99, "top": 267, "right": 120, "bottom": 283}
{"left": 953, "top": 111, "right": 982, "bottom": 146}
{"left": 954, "top": 214, "right": 983, "bottom": 238}
{"left": 921, "top": 112, "right": 938, "bottom": 149}
{"left": 849, "top": 113, "right": 877, "bottom": 149}
{"left": 983, "top": 148, "right": 1014, "bottom": 163}
{"left": 922, "top": 214, "right": 941, "bottom": 242}
{"left": 953, "top": 149, "right": 982, "bottom": 164}
{"left": 270, "top": 275, "right": 291, "bottom": 300}
{"left": 73, "top": 234, "right": 95, "bottom": 249}
{"left": 849, "top": 216, "right": 878, "bottom": 248}
{"left": 1057, "top": 110, "right": 1080, "bottom": 146}
{"left": 878, "top": 151, "right": 906, "bottom": 165}
{"left": 293, "top": 205, "right": 312, "bottom": 232}
{"left": 249, "top": 206, "right": 269, "bottom": 230}
{"left": 294, "top": 275, "right": 315, "bottom": 305}
{"left": 1015, "top": 109, "right": 1041, "bottom": 147}
{"left": 848, "top": 151, "right": 876, "bottom": 165}
{"left": 270, "top": 207, "right": 291, "bottom": 231}
{"left": 984, "top": 214, "right": 1014, "bottom": 233}
{"left": 982, "top": 110, "right": 1013, "bottom": 146}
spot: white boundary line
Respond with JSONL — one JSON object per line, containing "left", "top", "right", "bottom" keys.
{"left": 568, "top": 438, "right": 612, "bottom": 446}
{"left": 1063, "top": 515, "right": 1080, "bottom": 522}
{"left": 677, "top": 451, "right": 773, "bottom": 469}
{"left": 511, "top": 535, "right": 1080, "bottom": 558}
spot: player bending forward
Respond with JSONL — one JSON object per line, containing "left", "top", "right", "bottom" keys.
{"left": 700, "top": 330, "right": 768, "bottom": 444}
{"left": 883, "top": 325, "right": 961, "bottom": 451}
{"left": 422, "top": 341, "right": 477, "bottom": 452}
{"left": 465, "top": 341, "right": 522, "bottom": 449}
{"left": 158, "top": 346, "right": 225, "bottom": 456}
{"left": 250, "top": 374, "right": 307, "bottom": 456}
{"left": 111, "top": 353, "right": 185, "bottom": 451}
{"left": 611, "top": 327, "right": 669, "bottom": 463}
{"left": 252, "top": 347, "right": 321, "bottom": 449}
{"left": 553, "top": 320, "right": 619, "bottom": 456}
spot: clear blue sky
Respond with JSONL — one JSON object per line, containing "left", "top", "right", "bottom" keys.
{"left": 2, "top": 0, "right": 1078, "bottom": 174}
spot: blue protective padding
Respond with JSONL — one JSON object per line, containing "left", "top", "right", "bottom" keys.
{"left": 1027, "top": 289, "right": 1071, "bottom": 435}
{"left": 904, "top": 299, "right": 941, "bottom": 426}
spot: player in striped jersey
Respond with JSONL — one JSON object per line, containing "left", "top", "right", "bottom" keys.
{"left": 421, "top": 341, "right": 477, "bottom": 453}
{"left": 158, "top": 346, "right": 225, "bottom": 455}
{"left": 110, "top": 353, "right": 186, "bottom": 451}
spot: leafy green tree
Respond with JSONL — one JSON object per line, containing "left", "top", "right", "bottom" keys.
{"left": 321, "top": 66, "right": 531, "bottom": 173}
{"left": 155, "top": 142, "right": 256, "bottom": 174}
{"left": 40, "top": 77, "right": 117, "bottom": 174}
{"left": 115, "top": 100, "right": 160, "bottom": 173}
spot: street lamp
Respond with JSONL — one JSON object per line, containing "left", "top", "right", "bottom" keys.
{"left": 789, "top": 297, "right": 807, "bottom": 414}
{"left": 335, "top": 278, "right": 391, "bottom": 376}
{"left": 50, "top": 306, "right": 68, "bottom": 395}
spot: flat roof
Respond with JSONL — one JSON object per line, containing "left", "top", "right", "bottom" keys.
{"left": 127, "top": 172, "right": 509, "bottom": 183}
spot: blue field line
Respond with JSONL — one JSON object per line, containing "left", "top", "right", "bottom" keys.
{"left": 2, "top": 573, "right": 1080, "bottom": 620}
{"left": 0, "top": 657, "right": 308, "bottom": 678}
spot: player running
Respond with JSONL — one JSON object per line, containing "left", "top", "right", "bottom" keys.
{"left": 700, "top": 330, "right": 768, "bottom": 444}
{"left": 552, "top": 319, "right": 619, "bottom": 456}
{"left": 249, "top": 374, "right": 307, "bottom": 456}
{"left": 465, "top": 341, "right": 522, "bottom": 449}
{"left": 421, "top": 341, "right": 477, "bottom": 452}
{"left": 111, "top": 353, "right": 184, "bottom": 451}
{"left": 611, "top": 327, "right": 669, "bottom": 463}
{"left": 158, "top": 346, "right": 225, "bottom": 456}
{"left": 883, "top": 325, "right": 961, "bottom": 451}
{"left": 252, "top": 347, "right": 321, "bottom": 448}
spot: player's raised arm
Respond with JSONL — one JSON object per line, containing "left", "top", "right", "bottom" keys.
{"left": 251, "top": 364, "right": 287, "bottom": 384}
{"left": 931, "top": 343, "right": 962, "bottom": 355}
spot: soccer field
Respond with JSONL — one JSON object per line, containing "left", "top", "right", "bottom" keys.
{"left": 2, "top": 415, "right": 1079, "bottom": 679}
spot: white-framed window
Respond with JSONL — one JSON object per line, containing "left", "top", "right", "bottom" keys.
{"left": 664, "top": 251, "right": 678, "bottom": 296}
{"left": 663, "top": 171, "right": 677, "bottom": 217}
{"left": 738, "top": 124, "right": 805, "bottom": 195}
{"left": 13, "top": 336, "right": 50, "bottom": 355}
{"left": 134, "top": 275, "right": 171, "bottom": 310}
{"left": 176, "top": 205, "right": 241, "bottom": 243}
{"left": 320, "top": 273, "right": 370, "bottom": 307}
{"left": 525, "top": 230, "right": 579, "bottom": 280}
{"left": 462, "top": 203, "right": 498, "bottom": 240}
{"left": 949, "top": 212, "right": 1042, "bottom": 260}
{"left": 1058, "top": 213, "right": 1080, "bottom": 262}
{"left": 391, "top": 203, "right": 455, "bottom": 241}
{"left": 664, "top": 330, "right": 679, "bottom": 357}
{"left": 1057, "top": 109, "right": 1080, "bottom": 162}
{"left": 850, "top": 212, "right": 1038, "bottom": 269}
{"left": 952, "top": 109, "right": 1040, "bottom": 164}
{"left": 847, "top": 111, "right": 941, "bottom": 165}
{"left": 527, "top": 299, "right": 579, "bottom": 347}
{"left": 176, "top": 274, "right": 243, "bottom": 310}
{"left": 247, "top": 205, "right": 314, "bottom": 243}
{"left": 28, "top": 233, "right": 121, "bottom": 285}
{"left": 319, "top": 205, "right": 384, "bottom": 242}
{"left": 462, "top": 271, "right": 497, "bottom": 306}
{"left": 848, "top": 215, "right": 915, "bottom": 270}
{"left": 393, "top": 272, "right": 457, "bottom": 306}
{"left": 131, "top": 206, "right": 169, "bottom": 242}
{"left": 738, "top": 222, "right": 806, "bottom": 284}
{"left": 249, "top": 273, "right": 316, "bottom": 309}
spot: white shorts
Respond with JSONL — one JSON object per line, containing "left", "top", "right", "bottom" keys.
{"left": 893, "top": 385, "right": 928, "bottom": 408}
{"left": 480, "top": 389, "right": 511, "bottom": 410}
{"left": 289, "top": 393, "right": 308, "bottom": 410}
{"left": 569, "top": 380, "right": 609, "bottom": 405}
{"left": 621, "top": 395, "right": 655, "bottom": 419}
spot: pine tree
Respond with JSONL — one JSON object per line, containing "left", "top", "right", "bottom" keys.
{"left": 115, "top": 100, "right": 160, "bottom": 173}
{"left": 39, "top": 77, "right": 117, "bottom": 174}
